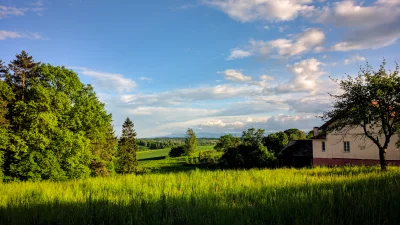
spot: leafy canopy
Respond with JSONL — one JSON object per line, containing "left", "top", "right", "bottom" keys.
{"left": 0, "top": 51, "right": 118, "bottom": 181}
{"left": 323, "top": 60, "right": 400, "bottom": 170}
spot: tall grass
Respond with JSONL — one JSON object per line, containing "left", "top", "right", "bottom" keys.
{"left": 1, "top": 166, "right": 399, "bottom": 225}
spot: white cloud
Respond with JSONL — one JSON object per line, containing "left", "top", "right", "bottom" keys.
{"left": 315, "top": 0, "right": 400, "bottom": 51}
{"left": 119, "top": 83, "right": 263, "bottom": 108}
{"left": 0, "top": 30, "right": 43, "bottom": 40}
{"left": 0, "top": 5, "right": 27, "bottom": 19}
{"left": 330, "top": 23, "right": 400, "bottom": 51}
{"left": 260, "top": 75, "right": 274, "bottom": 81}
{"left": 240, "top": 28, "right": 325, "bottom": 58}
{"left": 285, "top": 95, "right": 332, "bottom": 113}
{"left": 248, "top": 74, "right": 275, "bottom": 87}
{"left": 344, "top": 55, "right": 366, "bottom": 65}
{"left": 0, "top": 2, "right": 46, "bottom": 18}
{"left": 0, "top": 30, "right": 20, "bottom": 40}
{"left": 316, "top": 0, "right": 399, "bottom": 28}
{"left": 203, "top": 0, "right": 314, "bottom": 23}
{"left": 221, "top": 69, "right": 252, "bottom": 82}
{"left": 226, "top": 49, "right": 252, "bottom": 60}
{"left": 101, "top": 79, "right": 329, "bottom": 137}
{"left": 196, "top": 114, "right": 322, "bottom": 134}
{"left": 71, "top": 67, "right": 137, "bottom": 93}
{"left": 263, "top": 25, "right": 270, "bottom": 30}
{"left": 139, "top": 76, "right": 152, "bottom": 82}
{"left": 264, "top": 58, "right": 326, "bottom": 94}
{"left": 129, "top": 107, "right": 218, "bottom": 120}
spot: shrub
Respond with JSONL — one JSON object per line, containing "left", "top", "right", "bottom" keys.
{"left": 219, "top": 143, "right": 276, "bottom": 169}
{"left": 169, "top": 146, "right": 186, "bottom": 157}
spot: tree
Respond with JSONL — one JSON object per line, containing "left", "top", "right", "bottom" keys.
{"left": 91, "top": 124, "right": 118, "bottom": 176}
{"left": 214, "top": 134, "right": 240, "bottom": 152}
{"left": 242, "top": 128, "right": 265, "bottom": 146}
{"left": 306, "top": 130, "right": 314, "bottom": 139}
{"left": 1, "top": 52, "right": 117, "bottom": 181}
{"left": 169, "top": 146, "right": 186, "bottom": 157}
{"left": 323, "top": 60, "right": 400, "bottom": 170}
{"left": 263, "top": 131, "right": 289, "bottom": 155}
{"left": 184, "top": 128, "right": 197, "bottom": 155}
{"left": 220, "top": 128, "right": 276, "bottom": 168}
{"left": 7, "top": 51, "right": 40, "bottom": 100}
{"left": 284, "top": 128, "right": 307, "bottom": 141}
{"left": 0, "top": 64, "right": 15, "bottom": 179}
{"left": 117, "top": 118, "right": 138, "bottom": 174}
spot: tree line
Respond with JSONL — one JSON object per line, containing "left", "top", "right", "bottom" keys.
{"left": 168, "top": 127, "right": 312, "bottom": 169}
{"left": 0, "top": 51, "right": 139, "bottom": 181}
{"left": 137, "top": 138, "right": 217, "bottom": 150}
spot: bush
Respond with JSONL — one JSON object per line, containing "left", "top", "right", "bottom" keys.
{"left": 169, "top": 146, "right": 186, "bottom": 157}
{"left": 219, "top": 144, "right": 276, "bottom": 169}
{"left": 199, "top": 151, "right": 219, "bottom": 164}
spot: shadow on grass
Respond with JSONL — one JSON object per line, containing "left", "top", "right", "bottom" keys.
{"left": 138, "top": 156, "right": 166, "bottom": 162}
{"left": 1, "top": 174, "right": 400, "bottom": 225}
{"left": 140, "top": 163, "right": 203, "bottom": 174}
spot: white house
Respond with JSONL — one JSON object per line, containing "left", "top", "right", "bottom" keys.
{"left": 311, "top": 122, "right": 400, "bottom": 166}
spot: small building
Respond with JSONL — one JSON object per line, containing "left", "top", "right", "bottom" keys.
{"left": 278, "top": 140, "right": 313, "bottom": 168}
{"left": 311, "top": 123, "right": 400, "bottom": 166}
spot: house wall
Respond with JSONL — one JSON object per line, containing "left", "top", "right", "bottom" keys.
{"left": 313, "top": 126, "right": 400, "bottom": 166}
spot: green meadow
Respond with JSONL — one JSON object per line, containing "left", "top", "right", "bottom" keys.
{"left": 137, "top": 145, "right": 220, "bottom": 173}
{"left": 1, "top": 166, "right": 400, "bottom": 225}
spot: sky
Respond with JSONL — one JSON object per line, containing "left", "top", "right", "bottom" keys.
{"left": 1, "top": 0, "right": 400, "bottom": 137}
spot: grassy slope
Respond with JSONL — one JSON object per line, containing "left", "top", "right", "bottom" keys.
{"left": 137, "top": 145, "right": 218, "bottom": 173}
{"left": 137, "top": 145, "right": 215, "bottom": 160}
{"left": 1, "top": 167, "right": 400, "bottom": 225}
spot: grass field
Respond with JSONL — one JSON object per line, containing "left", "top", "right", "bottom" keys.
{"left": 137, "top": 145, "right": 216, "bottom": 160}
{"left": 1, "top": 166, "right": 400, "bottom": 225}
{"left": 137, "top": 145, "right": 218, "bottom": 173}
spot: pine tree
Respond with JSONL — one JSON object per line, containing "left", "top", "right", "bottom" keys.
{"left": 7, "top": 51, "right": 40, "bottom": 100}
{"left": 117, "top": 117, "right": 138, "bottom": 174}
{"left": 184, "top": 128, "right": 197, "bottom": 155}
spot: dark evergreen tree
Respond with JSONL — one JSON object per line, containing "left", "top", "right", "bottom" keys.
{"left": 117, "top": 117, "right": 138, "bottom": 174}
{"left": 7, "top": 51, "right": 40, "bottom": 100}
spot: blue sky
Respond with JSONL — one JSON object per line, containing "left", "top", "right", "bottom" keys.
{"left": 1, "top": 0, "right": 400, "bottom": 137}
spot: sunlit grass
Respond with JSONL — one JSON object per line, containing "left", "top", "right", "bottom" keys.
{"left": 1, "top": 166, "right": 399, "bottom": 225}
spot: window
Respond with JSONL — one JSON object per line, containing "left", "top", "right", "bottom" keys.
{"left": 344, "top": 142, "right": 350, "bottom": 152}
{"left": 322, "top": 142, "right": 326, "bottom": 152}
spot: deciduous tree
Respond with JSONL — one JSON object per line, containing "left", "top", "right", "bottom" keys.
{"left": 323, "top": 60, "right": 400, "bottom": 170}
{"left": 214, "top": 134, "right": 240, "bottom": 152}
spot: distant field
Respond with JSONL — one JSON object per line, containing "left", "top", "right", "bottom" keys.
{"left": 137, "top": 145, "right": 217, "bottom": 173}
{"left": 137, "top": 148, "right": 171, "bottom": 160}
{"left": 1, "top": 166, "right": 399, "bottom": 225}
{"left": 137, "top": 145, "right": 215, "bottom": 160}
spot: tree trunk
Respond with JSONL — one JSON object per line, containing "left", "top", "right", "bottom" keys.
{"left": 379, "top": 147, "right": 387, "bottom": 171}
{"left": 21, "top": 75, "right": 25, "bottom": 100}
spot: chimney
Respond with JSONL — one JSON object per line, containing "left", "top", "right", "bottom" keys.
{"left": 313, "top": 127, "right": 319, "bottom": 137}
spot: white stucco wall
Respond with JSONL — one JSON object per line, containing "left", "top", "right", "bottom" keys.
{"left": 313, "top": 126, "right": 400, "bottom": 160}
